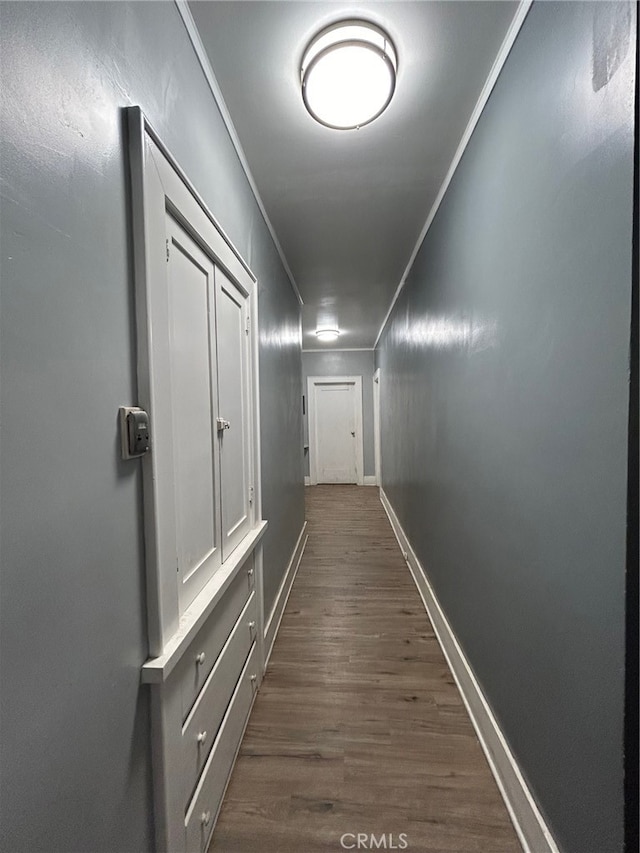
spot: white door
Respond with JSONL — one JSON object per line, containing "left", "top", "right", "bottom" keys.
{"left": 373, "top": 368, "right": 381, "bottom": 486}
{"left": 308, "top": 377, "right": 364, "bottom": 485}
{"left": 216, "top": 267, "right": 252, "bottom": 560}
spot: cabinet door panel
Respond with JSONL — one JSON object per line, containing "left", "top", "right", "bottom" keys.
{"left": 215, "top": 269, "right": 251, "bottom": 560}
{"left": 166, "top": 214, "right": 222, "bottom": 606}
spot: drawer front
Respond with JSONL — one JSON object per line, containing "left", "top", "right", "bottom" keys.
{"left": 175, "top": 556, "right": 255, "bottom": 721}
{"left": 182, "top": 591, "right": 257, "bottom": 803}
{"left": 184, "top": 642, "right": 259, "bottom": 853}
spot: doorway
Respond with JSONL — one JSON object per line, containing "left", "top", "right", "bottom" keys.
{"left": 307, "top": 376, "right": 364, "bottom": 485}
{"left": 373, "top": 367, "right": 381, "bottom": 486}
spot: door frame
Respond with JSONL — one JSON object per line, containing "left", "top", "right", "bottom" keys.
{"left": 307, "top": 375, "right": 364, "bottom": 486}
{"left": 373, "top": 367, "right": 381, "bottom": 487}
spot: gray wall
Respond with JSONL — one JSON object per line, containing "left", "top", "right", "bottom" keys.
{"left": 302, "top": 350, "right": 376, "bottom": 478}
{"left": 376, "top": 3, "right": 636, "bottom": 852}
{"left": 0, "top": 2, "right": 304, "bottom": 851}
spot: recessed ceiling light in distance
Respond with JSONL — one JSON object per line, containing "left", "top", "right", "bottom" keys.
{"left": 315, "top": 328, "right": 341, "bottom": 342}
{"left": 301, "top": 21, "right": 397, "bottom": 130}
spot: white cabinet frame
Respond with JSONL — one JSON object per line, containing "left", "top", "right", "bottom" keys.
{"left": 127, "top": 106, "right": 265, "bottom": 657}
{"left": 129, "top": 107, "right": 269, "bottom": 853}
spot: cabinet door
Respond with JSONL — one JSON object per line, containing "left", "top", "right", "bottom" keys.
{"left": 215, "top": 268, "right": 252, "bottom": 560}
{"left": 166, "top": 214, "right": 223, "bottom": 608}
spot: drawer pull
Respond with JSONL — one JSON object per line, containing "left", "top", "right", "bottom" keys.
{"left": 201, "top": 811, "right": 211, "bottom": 827}
{"left": 197, "top": 730, "right": 207, "bottom": 745}
{"left": 195, "top": 652, "right": 206, "bottom": 666}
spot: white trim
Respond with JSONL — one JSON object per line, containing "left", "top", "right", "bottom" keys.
{"left": 374, "top": 0, "right": 533, "bottom": 348}
{"left": 302, "top": 347, "right": 375, "bottom": 353}
{"left": 363, "top": 476, "right": 377, "bottom": 486}
{"left": 263, "top": 524, "right": 309, "bottom": 669}
{"left": 304, "top": 476, "right": 311, "bottom": 486}
{"left": 174, "top": 0, "right": 303, "bottom": 307}
{"left": 307, "top": 375, "right": 365, "bottom": 486}
{"left": 379, "top": 488, "right": 559, "bottom": 853}
{"left": 129, "top": 109, "right": 256, "bottom": 284}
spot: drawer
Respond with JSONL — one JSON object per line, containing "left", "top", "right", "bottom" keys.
{"left": 185, "top": 641, "right": 259, "bottom": 853}
{"left": 182, "top": 591, "right": 257, "bottom": 803}
{"left": 175, "top": 556, "right": 255, "bottom": 721}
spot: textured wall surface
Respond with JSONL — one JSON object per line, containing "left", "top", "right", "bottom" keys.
{"left": 0, "top": 2, "right": 303, "bottom": 850}
{"left": 302, "top": 350, "right": 376, "bottom": 478}
{"left": 376, "top": 3, "right": 636, "bottom": 852}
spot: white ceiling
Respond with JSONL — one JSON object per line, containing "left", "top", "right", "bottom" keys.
{"left": 188, "top": 1, "right": 519, "bottom": 349}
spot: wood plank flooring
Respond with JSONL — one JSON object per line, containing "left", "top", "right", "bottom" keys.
{"left": 209, "top": 485, "right": 521, "bottom": 853}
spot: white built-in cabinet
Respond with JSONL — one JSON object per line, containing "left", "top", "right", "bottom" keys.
{"left": 127, "top": 108, "right": 267, "bottom": 853}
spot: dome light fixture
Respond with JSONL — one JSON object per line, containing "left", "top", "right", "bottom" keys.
{"left": 301, "top": 20, "right": 397, "bottom": 130}
{"left": 315, "top": 327, "right": 341, "bottom": 342}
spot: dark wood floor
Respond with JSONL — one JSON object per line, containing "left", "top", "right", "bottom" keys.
{"left": 209, "top": 485, "right": 521, "bottom": 853}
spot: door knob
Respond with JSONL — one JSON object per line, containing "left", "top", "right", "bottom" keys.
{"left": 351, "top": 431, "right": 355, "bottom": 437}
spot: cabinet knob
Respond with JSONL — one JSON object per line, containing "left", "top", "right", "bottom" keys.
{"left": 201, "top": 810, "right": 211, "bottom": 827}
{"left": 250, "top": 673, "right": 257, "bottom": 684}
{"left": 248, "top": 620, "right": 256, "bottom": 631}
{"left": 197, "top": 730, "right": 207, "bottom": 745}
{"left": 247, "top": 567, "right": 254, "bottom": 578}
{"left": 195, "top": 652, "right": 206, "bottom": 666}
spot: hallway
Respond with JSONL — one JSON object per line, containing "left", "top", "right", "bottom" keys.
{"left": 209, "top": 486, "right": 521, "bottom": 852}
{"left": 1, "top": 3, "right": 636, "bottom": 851}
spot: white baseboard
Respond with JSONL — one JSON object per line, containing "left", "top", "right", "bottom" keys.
{"left": 379, "top": 489, "right": 559, "bottom": 853}
{"left": 263, "top": 522, "right": 308, "bottom": 669}
{"left": 305, "top": 476, "right": 377, "bottom": 486}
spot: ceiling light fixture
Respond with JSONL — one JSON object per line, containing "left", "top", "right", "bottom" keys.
{"left": 315, "top": 328, "right": 340, "bottom": 342}
{"left": 301, "top": 20, "right": 397, "bottom": 130}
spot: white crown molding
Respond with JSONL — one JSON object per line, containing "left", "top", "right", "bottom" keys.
{"left": 175, "top": 0, "right": 303, "bottom": 307}
{"left": 374, "top": 0, "right": 533, "bottom": 349}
